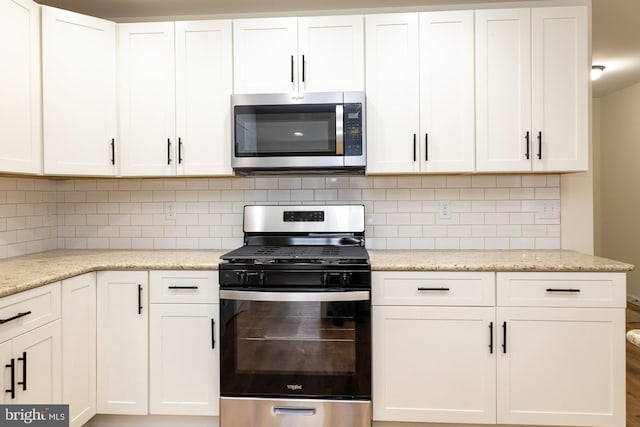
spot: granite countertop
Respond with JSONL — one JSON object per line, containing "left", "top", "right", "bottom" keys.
{"left": 0, "top": 249, "right": 634, "bottom": 298}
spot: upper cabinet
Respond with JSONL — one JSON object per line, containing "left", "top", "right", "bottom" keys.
{"left": 42, "top": 6, "right": 117, "bottom": 176}
{"left": 0, "top": 0, "right": 41, "bottom": 175}
{"left": 365, "top": 11, "right": 475, "bottom": 174}
{"left": 119, "top": 20, "right": 233, "bottom": 176}
{"left": 233, "top": 15, "right": 364, "bottom": 94}
{"left": 475, "top": 6, "right": 588, "bottom": 172}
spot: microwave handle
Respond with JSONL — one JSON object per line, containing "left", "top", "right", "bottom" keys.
{"left": 336, "top": 105, "right": 344, "bottom": 155}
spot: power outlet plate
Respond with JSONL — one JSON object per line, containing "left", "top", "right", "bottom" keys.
{"left": 538, "top": 200, "right": 560, "bottom": 220}
{"left": 164, "top": 202, "right": 177, "bottom": 221}
{"left": 438, "top": 201, "right": 452, "bottom": 220}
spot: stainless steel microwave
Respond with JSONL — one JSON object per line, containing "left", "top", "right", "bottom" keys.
{"left": 231, "top": 91, "right": 366, "bottom": 174}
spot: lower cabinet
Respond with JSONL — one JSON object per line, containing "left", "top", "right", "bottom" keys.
{"left": 62, "top": 273, "right": 97, "bottom": 427}
{"left": 0, "top": 282, "right": 62, "bottom": 405}
{"left": 372, "top": 271, "right": 626, "bottom": 427}
{"left": 97, "top": 271, "right": 149, "bottom": 415}
{"left": 149, "top": 270, "right": 219, "bottom": 416}
{"left": 372, "top": 271, "right": 496, "bottom": 424}
{"left": 373, "top": 305, "right": 496, "bottom": 424}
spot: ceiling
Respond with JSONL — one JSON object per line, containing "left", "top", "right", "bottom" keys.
{"left": 33, "top": 0, "right": 639, "bottom": 98}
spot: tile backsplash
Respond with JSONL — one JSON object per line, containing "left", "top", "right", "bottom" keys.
{"left": 0, "top": 174, "right": 560, "bottom": 259}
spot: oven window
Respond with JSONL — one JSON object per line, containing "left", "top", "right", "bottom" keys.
{"left": 220, "top": 297, "right": 371, "bottom": 399}
{"left": 236, "top": 301, "right": 356, "bottom": 374}
{"left": 234, "top": 104, "right": 337, "bottom": 157}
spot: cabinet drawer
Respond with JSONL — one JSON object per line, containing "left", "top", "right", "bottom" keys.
{"left": 0, "top": 282, "right": 61, "bottom": 343}
{"left": 150, "top": 271, "right": 218, "bottom": 303}
{"left": 497, "top": 272, "right": 626, "bottom": 308}
{"left": 372, "top": 271, "right": 495, "bottom": 306}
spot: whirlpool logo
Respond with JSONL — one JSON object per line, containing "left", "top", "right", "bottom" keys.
{"left": 287, "top": 384, "right": 303, "bottom": 391}
{"left": 1, "top": 405, "right": 68, "bottom": 426}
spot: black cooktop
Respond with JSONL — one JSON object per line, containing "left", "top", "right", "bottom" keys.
{"left": 220, "top": 245, "right": 369, "bottom": 263}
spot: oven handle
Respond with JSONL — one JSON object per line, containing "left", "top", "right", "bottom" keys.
{"left": 220, "top": 290, "right": 369, "bottom": 302}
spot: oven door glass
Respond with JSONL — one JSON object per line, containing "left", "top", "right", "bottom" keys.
{"left": 234, "top": 104, "right": 339, "bottom": 157}
{"left": 220, "top": 290, "right": 371, "bottom": 399}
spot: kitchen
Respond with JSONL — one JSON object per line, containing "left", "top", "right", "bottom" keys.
{"left": 0, "top": 0, "right": 635, "bottom": 426}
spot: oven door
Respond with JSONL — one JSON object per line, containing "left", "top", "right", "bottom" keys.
{"left": 220, "top": 290, "right": 371, "bottom": 400}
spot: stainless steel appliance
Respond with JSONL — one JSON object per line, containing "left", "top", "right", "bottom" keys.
{"left": 219, "top": 205, "right": 371, "bottom": 427}
{"left": 231, "top": 92, "right": 366, "bottom": 174}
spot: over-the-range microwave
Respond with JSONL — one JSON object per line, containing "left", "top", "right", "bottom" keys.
{"left": 231, "top": 91, "right": 366, "bottom": 175}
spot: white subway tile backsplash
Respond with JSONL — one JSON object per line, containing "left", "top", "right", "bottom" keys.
{"left": 0, "top": 174, "right": 562, "bottom": 258}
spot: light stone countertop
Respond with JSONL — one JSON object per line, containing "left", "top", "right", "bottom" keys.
{"left": 0, "top": 249, "right": 634, "bottom": 298}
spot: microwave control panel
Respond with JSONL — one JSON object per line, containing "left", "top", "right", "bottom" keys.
{"left": 344, "top": 103, "right": 363, "bottom": 156}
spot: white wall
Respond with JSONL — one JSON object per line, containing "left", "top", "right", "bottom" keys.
{"left": 0, "top": 173, "right": 562, "bottom": 258}
{"left": 598, "top": 82, "right": 640, "bottom": 297}
{"left": 0, "top": 176, "right": 57, "bottom": 259}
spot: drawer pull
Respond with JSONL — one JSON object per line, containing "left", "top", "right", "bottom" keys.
{"left": 168, "top": 285, "right": 199, "bottom": 290}
{"left": 0, "top": 311, "right": 32, "bottom": 325}
{"left": 546, "top": 288, "right": 581, "bottom": 293}
{"left": 274, "top": 407, "right": 316, "bottom": 416}
{"left": 417, "top": 287, "right": 450, "bottom": 291}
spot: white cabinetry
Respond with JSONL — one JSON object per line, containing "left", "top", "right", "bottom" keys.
{"left": 475, "top": 6, "right": 588, "bottom": 172}
{"left": 0, "top": 283, "right": 61, "bottom": 404}
{"left": 62, "top": 273, "right": 96, "bottom": 427}
{"left": 373, "top": 270, "right": 626, "bottom": 427}
{"left": 233, "top": 15, "right": 363, "bottom": 94}
{"left": 372, "top": 271, "right": 496, "bottom": 424}
{"left": 496, "top": 272, "right": 625, "bottom": 427}
{"left": 365, "top": 11, "right": 474, "bottom": 174}
{"left": 149, "top": 270, "right": 219, "bottom": 416}
{"left": 0, "top": 0, "right": 41, "bottom": 174}
{"left": 97, "top": 271, "right": 148, "bottom": 415}
{"left": 119, "top": 20, "right": 232, "bottom": 176}
{"left": 41, "top": 6, "right": 117, "bottom": 176}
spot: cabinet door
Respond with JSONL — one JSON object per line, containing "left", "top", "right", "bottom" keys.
{"left": 62, "top": 273, "right": 96, "bottom": 427}
{"left": 372, "top": 306, "right": 496, "bottom": 424}
{"left": 475, "top": 9, "right": 532, "bottom": 172}
{"left": 175, "top": 20, "right": 233, "bottom": 176}
{"left": 97, "top": 271, "right": 148, "bottom": 415}
{"left": 119, "top": 22, "right": 176, "bottom": 176}
{"left": 298, "top": 15, "right": 364, "bottom": 92}
{"left": 531, "top": 6, "right": 588, "bottom": 172}
{"left": 0, "top": 0, "right": 41, "bottom": 174}
{"left": 233, "top": 18, "right": 297, "bottom": 94}
{"left": 42, "top": 6, "right": 117, "bottom": 176}
{"left": 419, "top": 11, "right": 475, "bottom": 173}
{"left": 12, "top": 320, "right": 62, "bottom": 404}
{"left": 497, "top": 307, "right": 625, "bottom": 427}
{"left": 149, "top": 303, "right": 219, "bottom": 415}
{"left": 364, "top": 13, "right": 420, "bottom": 174}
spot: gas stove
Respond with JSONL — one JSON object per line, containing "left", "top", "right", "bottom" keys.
{"left": 219, "top": 205, "right": 370, "bottom": 289}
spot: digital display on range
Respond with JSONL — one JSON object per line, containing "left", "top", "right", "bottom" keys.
{"left": 283, "top": 211, "right": 325, "bottom": 222}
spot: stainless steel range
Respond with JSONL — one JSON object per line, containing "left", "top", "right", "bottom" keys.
{"left": 219, "top": 205, "right": 371, "bottom": 427}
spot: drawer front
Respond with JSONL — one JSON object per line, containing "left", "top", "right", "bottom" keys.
{"left": 0, "top": 282, "right": 61, "bottom": 343}
{"left": 497, "top": 272, "right": 626, "bottom": 308}
{"left": 372, "top": 271, "right": 495, "bottom": 306}
{"left": 150, "top": 270, "right": 218, "bottom": 303}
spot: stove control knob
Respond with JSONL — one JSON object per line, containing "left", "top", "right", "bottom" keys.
{"left": 259, "top": 271, "right": 266, "bottom": 285}
{"left": 341, "top": 272, "right": 352, "bottom": 286}
{"left": 237, "top": 271, "right": 247, "bottom": 285}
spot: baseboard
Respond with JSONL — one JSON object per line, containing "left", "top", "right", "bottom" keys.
{"left": 628, "top": 294, "right": 640, "bottom": 306}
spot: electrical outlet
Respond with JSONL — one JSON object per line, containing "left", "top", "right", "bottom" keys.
{"left": 438, "top": 201, "right": 452, "bottom": 220}
{"left": 538, "top": 200, "right": 560, "bottom": 220}
{"left": 165, "top": 202, "right": 177, "bottom": 221}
